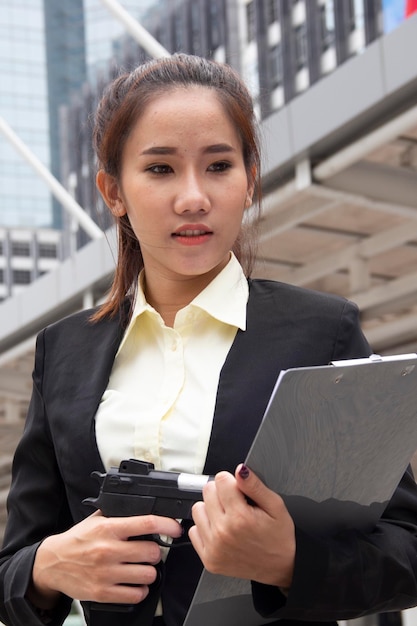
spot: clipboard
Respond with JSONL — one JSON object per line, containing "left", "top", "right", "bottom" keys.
{"left": 183, "top": 354, "right": 417, "bottom": 626}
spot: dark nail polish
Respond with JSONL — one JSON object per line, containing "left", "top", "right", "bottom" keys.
{"left": 239, "top": 464, "right": 250, "bottom": 479}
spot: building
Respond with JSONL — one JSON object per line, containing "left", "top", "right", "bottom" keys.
{"left": 0, "top": 0, "right": 163, "bottom": 297}
{"left": 43, "top": 0, "right": 87, "bottom": 229}
{"left": 0, "top": 0, "right": 53, "bottom": 229}
{"left": 245, "top": 0, "right": 381, "bottom": 118}
{"left": 83, "top": 0, "right": 159, "bottom": 84}
{"left": 0, "top": 227, "right": 62, "bottom": 301}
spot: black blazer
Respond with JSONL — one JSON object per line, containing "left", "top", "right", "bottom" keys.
{"left": 1, "top": 279, "right": 417, "bottom": 626}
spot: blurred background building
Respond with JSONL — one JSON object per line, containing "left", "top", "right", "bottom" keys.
{"left": 1, "top": 1, "right": 417, "bottom": 623}
{"left": 1, "top": 0, "right": 417, "bottom": 297}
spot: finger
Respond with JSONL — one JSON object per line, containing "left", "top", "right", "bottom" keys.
{"left": 235, "top": 464, "right": 286, "bottom": 517}
{"left": 90, "top": 579, "right": 150, "bottom": 606}
{"left": 188, "top": 520, "right": 205, "bottom": 556}
{"left": 100, "top": 583, "right": 149, "bottom": 606}
{"left": 191, "top": 499, "right": 208, "bottom": 522}
{"left": 118, "top": 539, "right": 162, "bottom": 566}
{"left": 202, "top": 474, "right": 229, "bottom": 513}
{"left": 109, "top": 515, "right": 183, "bottom": 541}
{"left": 190, "top": 493, "right": 218, "bottom": 557}
{"left": 113, "top": 562, "right": 159, "bottom": 587}
{"left": 203, "top": 472, "right": 245, "bottom": 516}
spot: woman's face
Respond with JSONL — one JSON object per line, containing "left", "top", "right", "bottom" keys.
{"left": 101, "top": 86, "right": 253, "bottom": 285}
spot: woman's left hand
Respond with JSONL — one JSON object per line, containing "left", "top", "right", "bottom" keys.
{"left": 189, "top": 464, "right": 295, "bottom": 589}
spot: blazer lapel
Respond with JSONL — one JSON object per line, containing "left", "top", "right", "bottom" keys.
{"left": 203, "top": 280, "right": 286, "bottom": 476}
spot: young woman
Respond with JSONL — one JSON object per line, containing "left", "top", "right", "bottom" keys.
{"left": 1, "top": 54, "right": 417, "bottom": 626}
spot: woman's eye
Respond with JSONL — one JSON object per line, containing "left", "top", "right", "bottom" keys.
{"left": 208, "top": 161, "right": 232, "bottom": 173}
{"left": 146, "top": 164, "right": 173, "bottom": 174}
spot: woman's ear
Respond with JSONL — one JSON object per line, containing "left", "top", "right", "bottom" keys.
{"left": 245, "top": 190, "right": 254, "bottom": 208}
{"left": 96, "top": 170, "right": 127, "bottom": 217}
{"left": 245, "top": 165, "right": 257, "bottom": 208}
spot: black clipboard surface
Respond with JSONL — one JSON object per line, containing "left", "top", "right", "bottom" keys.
{"left": 183, "top": 354, "right": 417, "bottom": 626}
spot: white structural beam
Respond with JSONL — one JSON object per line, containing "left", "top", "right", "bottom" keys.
{"left": 309, "top": 183, "right": 417, "bottom": 220}
{"left": 257, "top": 184, "right": 417, "bottom": 295}
{"left": 0, "top": 370, "right": 32, "bottom": 400}
{"left": 0, "top": 117, "right": 103, "bottom": 241}
{"left": 0, "top": 229, "right": 117, "bottom": 355}
{"left": 355, "top": 270, "right": 417, "bottom": 314}
{"left": 364, "top": 309, "right": 417, "bottom": 351}
{"left": 274, "top": 196, "right": 417, "bottom": 288}
{"left": 313, "top": 105, "right": 417, "bottom": 181}
{"left": 99, "top": 0, "right": 170, "bottom": 59}
{"left": 260, "top": 196, "right": 342, "bottom": 240}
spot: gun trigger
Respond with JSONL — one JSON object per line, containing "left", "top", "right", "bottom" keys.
{"left": 142, "top": 534, "right": 191, "bottom": 548}
{"left": 152, "top": 534, "right": 173, "bottom": 548}
{"left": 131, "top": 533, "right": 192, "bottom": 548}
{"left": 152, "top": 534, "right": 192, "bottom": 549}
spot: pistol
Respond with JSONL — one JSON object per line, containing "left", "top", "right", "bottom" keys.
{"left": 84, "top": 458, "right": 213, "bottom": 546}
{"left": 83, "top": 459, "right": 213, "bottom": 614}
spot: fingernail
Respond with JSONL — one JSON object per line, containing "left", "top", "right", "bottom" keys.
{"left": 239, "top": 464, "right": 250, "bottom": 479}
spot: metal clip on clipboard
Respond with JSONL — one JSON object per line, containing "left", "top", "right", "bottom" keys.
{"left": 331, "top": 352, "right": 417, "bottom": 366}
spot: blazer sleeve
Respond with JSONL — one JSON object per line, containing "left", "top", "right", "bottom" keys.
{"left": 252, "top": 299, "right": 417, "bottom": 621}
{"left": 0, "top": 329, "right": 73, "bottom": 626}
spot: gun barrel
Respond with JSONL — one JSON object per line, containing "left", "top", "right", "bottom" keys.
{"left": 175, "top": 472, "right": 211, "bottom": 491}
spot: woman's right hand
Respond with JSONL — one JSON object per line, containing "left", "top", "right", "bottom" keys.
{"left": 27, "top": 511, "right": 182, "bottom": 609}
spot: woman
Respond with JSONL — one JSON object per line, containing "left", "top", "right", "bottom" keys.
{"left": 1, "top": 53, "right": 417, "bottom": 626}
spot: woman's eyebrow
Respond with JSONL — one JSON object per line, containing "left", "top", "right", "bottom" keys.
{"left": 204, "top": 143, "right": 236, "bottom": 154}
{"left": 140, "top": 146, "right": 176, "bottom": 155}
{"left": 140, "top": 143, "right": 236, "bottom": 156}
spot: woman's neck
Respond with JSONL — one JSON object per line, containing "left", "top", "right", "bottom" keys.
{"left": 143, "top": 271, "right": 217, "bottom": 327}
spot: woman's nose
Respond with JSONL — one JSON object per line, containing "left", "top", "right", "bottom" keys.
{"left": 174, "top": 174, "right": 210, "bottom": 214}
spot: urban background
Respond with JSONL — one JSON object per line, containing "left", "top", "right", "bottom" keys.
{"left": 1, "top": 1, "right": 417, "bottom": 624}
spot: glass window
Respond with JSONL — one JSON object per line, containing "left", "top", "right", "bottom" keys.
{"left": 209, "top": 0, "right": 221, "bottom": 50}
{"left": 267, "top": 0, "right": 279, "bottom": 24}
{"left": 320, "top": 0, "right": 335, "bottom": 51}
{"left": 348, "top": 0, "right": 362, "bottom": 31}
{"left": 269, "top": 44, "right": 283, "bottom": 88}
{"left": 13, "top": 269, "right": 31, "bottom": 284}
{"left": 11, "top": 241, "right": 31, "bottom": 257}
{"left": 173, "top": 10, "right": 184, "bottom": 50}
{"left": 190, "top": 3, "right": 201, "bottom": 55}
{"left": 246, "top": 2, "right": 256, "bottom": 42}
{"left": 38, "top": 242, "right": 58, "bottom": 258}
{"left": 295, "top": 23, "right": 308, "bottom": 70}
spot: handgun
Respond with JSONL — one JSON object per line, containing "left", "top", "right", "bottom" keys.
{"left": 84, "top": 458, "right": 213, "bottom": 546}
{"left": 83, "top": 459, "right": 213, "bottom": 614}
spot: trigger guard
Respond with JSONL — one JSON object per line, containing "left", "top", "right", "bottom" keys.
{"left": 135, "top": 533, "right": 174, "bottom": 547}
{"left": 153, "top": 533, "right": 174, "bottom": 548}
{"left": 130, "top": 533, "right": 191, "bottom": 548}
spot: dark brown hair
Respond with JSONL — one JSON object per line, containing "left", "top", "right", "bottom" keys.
{"left": 92, "top": 53, "right": 262, "bottom": 321}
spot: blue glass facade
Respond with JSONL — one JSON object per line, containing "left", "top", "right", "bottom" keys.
{"left": 0, "top": 0, "right": 160, "bottom": 230}
{"left": 0, "top": 0, "right": 51, "bottom": 227}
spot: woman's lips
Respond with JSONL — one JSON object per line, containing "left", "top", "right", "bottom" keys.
{"left": 172, "top": 226, "right": 213, "bottom": 245}
{"left": 174, "top": 229, "right": 211, "bottom": 237}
